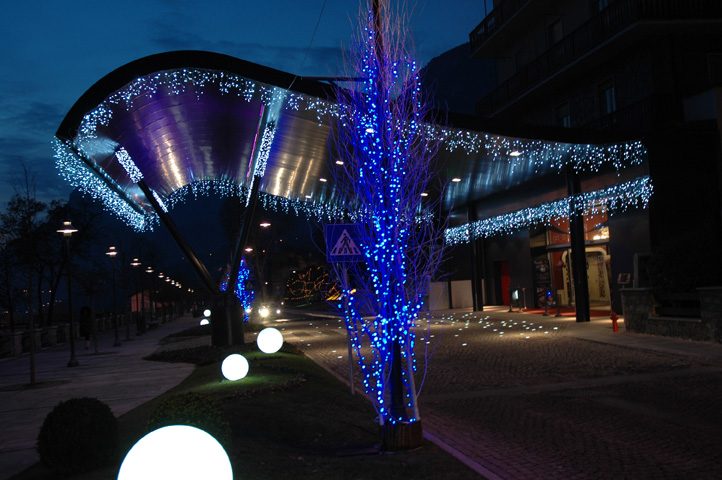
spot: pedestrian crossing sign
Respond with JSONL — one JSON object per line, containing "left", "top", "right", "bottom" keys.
{"left": 325, "top": 224, "right": 363, "bottom": 263}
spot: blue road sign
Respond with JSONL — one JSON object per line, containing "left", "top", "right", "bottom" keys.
{"left": 325, "top": 224, "right": 363, "bottom": 263}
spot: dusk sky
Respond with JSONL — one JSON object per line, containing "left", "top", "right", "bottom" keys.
{"left": 0, "top": 0, "right": 482, "bottom": 207}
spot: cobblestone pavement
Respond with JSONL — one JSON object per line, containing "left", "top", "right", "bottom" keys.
{"left": 278, "top": 308, "right": 722, "bottom": 480}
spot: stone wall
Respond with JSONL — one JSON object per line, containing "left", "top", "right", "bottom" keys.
{"left": 620, "top": 288, "right": 653, "bottom": 333}
{"left": 621, "top": 287, "right": 722, "bottom": 342}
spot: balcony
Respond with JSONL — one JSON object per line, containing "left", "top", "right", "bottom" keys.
{"left": 582, "top": 95, "right": 679, "bottom": 134}
{"left": 469, "top": 0, "right": 540, "bottom": 57}
{"left": 476, "top": 0, "right": 722, "bottom": 117}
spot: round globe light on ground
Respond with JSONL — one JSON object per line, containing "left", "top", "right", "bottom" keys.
{"left": 203, "top": 309, "right": 211, "bottom": 317}
{"left": 221, "top": 354, "right": 249, "bottom": 381}
{"left": 199, "top": 318, "right": 209, "bottom": 326}
{"left": 117, "top": 425, "right": 232, "bottom": 480}
{"left": 257, "top": 327, "right": 283, "bottom": 353}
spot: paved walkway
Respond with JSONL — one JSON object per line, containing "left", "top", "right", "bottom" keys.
{"left": 279, "top": 307, "right": 722, "bottom": 480}
{"left": 0, "top": 316, "right": 198, "bottom": 479}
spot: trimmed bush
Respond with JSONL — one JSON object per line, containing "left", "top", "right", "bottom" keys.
{"left": 147, "top": 392, "right": 231, "bottom": 447}
{"left": 37, "top": 397, "right": 118, "bottom": 474}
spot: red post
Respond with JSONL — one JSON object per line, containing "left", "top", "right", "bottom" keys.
{"left": 610, "top": 311, "right": 619, "bottom": 332}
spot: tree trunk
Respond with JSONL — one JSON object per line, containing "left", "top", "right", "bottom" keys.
{"left": 36, "top": 267, "right": 45, "bottom": 327}
{"left": 47, "top": 263, "right": 64, "bottom": 325}
{"left": 27, "top": 273, "right": 36, "bottom": 385}
{"left": 381, "top": 421, "right": 423, "bottom": 451}
{"left": 2, "top": 255, "right": 15, "bottom": 331}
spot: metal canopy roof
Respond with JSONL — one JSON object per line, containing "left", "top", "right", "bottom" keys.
{"left": 54, "top": 51, "right": 646, "bottom": 232}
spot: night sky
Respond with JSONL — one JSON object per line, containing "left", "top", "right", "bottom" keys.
{"left": 0, "top": 0, "right": 481, "bottom": 206}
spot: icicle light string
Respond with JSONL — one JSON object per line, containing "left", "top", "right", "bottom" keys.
{"left": 444, "top": 176, "right": 653, "bottom": 245}
{"left": 73, "top": 68, "right": 645, "bottom": 171}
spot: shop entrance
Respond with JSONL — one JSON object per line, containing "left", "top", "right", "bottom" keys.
{"left": 560, "top": 247, "right": 611, "bottom": 307}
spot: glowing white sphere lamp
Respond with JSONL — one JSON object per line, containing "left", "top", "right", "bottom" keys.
{"left": 221, "top": 354, "right": 249, "bottom": 381}
{"left": 117, "top": 425, "right": 232, "bottom": 480}
{"left": 257, "top": 327, "right": 283, "bottom": 354}
{"left": 199, "top": 318, "right": 209, "bottom": 326}
{"left": 258, "top": 306, "right": 270, "bottom": 318}
{"left": 203, "top": 309, "right": 211, "bottom": 317}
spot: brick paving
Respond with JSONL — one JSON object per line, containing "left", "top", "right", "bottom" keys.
{"left": 0, "top": 316, "right": 198, "bottom": 479}
{"left": 279, "top": 308, "right": 722, "bottom": 479}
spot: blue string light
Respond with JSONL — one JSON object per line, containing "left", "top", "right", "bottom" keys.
{"left": 219, "top": 257, "right": 254, "bottom": 323}
{"left": 445, "top": 176, "right": 653, "bottom": 245}
{"left": 72, "top": 68, "right": 645, "bottom": 170}
{"left": 52, "top": 139, "right": 154, "bottom": 231}
{"left": 115, "top": 147, "right": 143, "bottom": 183}
{"left": 333, "top": 11, "right": 436, "bottom": 426}
{"left": 55, "top": 62, "right": 647, "bottom": 236}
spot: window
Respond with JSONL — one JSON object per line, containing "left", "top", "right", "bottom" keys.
{"left": 547, "top": 19, "right": 563, "bottom": 46}
{"left": 555, "top": 103, "right": 571, "bottom": 127}
{"left": 596, "top": 0, "right": 610, "bottom": 11}
{"left": 599, "top": 81, "right": 616, "bottom": 115}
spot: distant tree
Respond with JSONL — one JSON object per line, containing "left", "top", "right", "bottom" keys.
{"left": 1, "top": 188, "right": 47, "bottom": 327}
{"left": 0, "top": 232, "right": 21, "bottom": 330}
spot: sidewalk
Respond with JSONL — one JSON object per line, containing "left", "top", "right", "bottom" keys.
{"left": 481, "top": 305, "right": 722, "bottom": 363}
{"left": 0, "top": 316, "right": 198, "bottom": 480}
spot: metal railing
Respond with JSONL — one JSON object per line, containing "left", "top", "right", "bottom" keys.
{"left": 476, "top": 0, "right": 722, "bottom": 116}
{"left": 582, "top": 94, "right": 679, "bottom": 133}
{"left": 469, "top": 0, "right": 532, "bottom": 50}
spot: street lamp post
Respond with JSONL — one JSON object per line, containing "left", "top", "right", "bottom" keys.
{"left": 130, "top": 258, "right": 142, "bottom": 335}
{"left": 57, "top": 220, "right": 79, "bottom": 367}
{"left": 158, "top": 272, "right": 165, "bottom": 321}
{"left": 106, "top": 246, "right": 120, "bottom": 347}
{"left": 145, "top": 266, "right": 154, "bottom": 326}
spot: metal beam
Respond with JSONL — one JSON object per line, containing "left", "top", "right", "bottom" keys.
{"left": 469, "top": 205, "right": 485, "bottom": 311}
{"left": 228, "top": 175, "right": 262, "bottom": 294}
{"left": 137, "top": 180, "right": 218, "bottom": 295}
{"left": 64, "top": 142, "right": 146, "bottom": 216}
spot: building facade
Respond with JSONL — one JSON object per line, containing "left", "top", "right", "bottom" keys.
{"left": 448, "top": 0, "right": 722, "bottom": 314}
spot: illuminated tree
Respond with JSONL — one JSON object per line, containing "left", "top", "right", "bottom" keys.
{"left": 220, "top": 257, "right": 254, "bottom": 322}
{"left": 332, "top": 1, "right": 444, "bottom": 445}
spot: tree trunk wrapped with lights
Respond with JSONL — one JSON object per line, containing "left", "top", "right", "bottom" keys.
{"left": 333, "top": 1, "right": 443, "bottom": 449}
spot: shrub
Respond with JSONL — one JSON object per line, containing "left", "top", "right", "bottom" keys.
{"left": 37, "top": 397, "right": 118, "bottom": 474}
{"left": 147, "top": 392, "right": 231, "bottom": 448}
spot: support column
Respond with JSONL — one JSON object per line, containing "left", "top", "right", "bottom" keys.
{"left": 566, "top": 166, "right": 590, "bottom": 322}
{"left": 225, "top": 175, "right": 262, "bottom": 346}
{"left": 468, "top": 205, "right": 485, "bottom": 311}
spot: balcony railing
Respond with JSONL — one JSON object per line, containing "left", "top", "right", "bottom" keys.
{"left": 582, "top": 95, "right": 679, "bottom": 133}
{"left": 469, "top": 0, "right": 533, "bottom": 51}
{"left": 477, "top": 0, "right": 722, "bottom": 116}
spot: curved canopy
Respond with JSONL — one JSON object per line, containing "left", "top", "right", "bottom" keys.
{"left": 54, "top": 50, "right": 647, "bottom": 232}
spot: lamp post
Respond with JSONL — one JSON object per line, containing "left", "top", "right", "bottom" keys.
{"left": 57, "top": 220, "right": 79, "bottom": 367}
{"left": 158, "top": 272, "right": 165, "bottom": 321}
{"left": 106, "top": 246, "right": 120, "bottom": 347}
{"left": 145, "top": 266, "right": 154, "bottom": 325}
{"left": 130, "top": 258, "right": 142, "bottom": 335}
